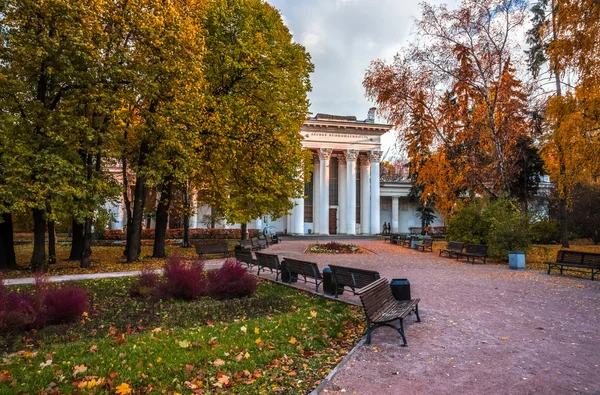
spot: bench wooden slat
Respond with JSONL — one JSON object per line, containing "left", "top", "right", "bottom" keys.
{"left": 281, "top": 258, "right": 322, "bottom": 292}
{"left": 545, "top": 250, "right": 600, "bottom": 280}
{"left": 329, "top": 264, "right": 380, "bottom": 298}
{"left": 196, "top": 244, "right": 231, "bottom": 258}
{"left": 234, "top": 249, "right": 255, "bottom": 268}
{"left": 416, "top": 238, "right": 433, "bottom": 252}
{"left": 255, "top": 252, "right": 281, "bottom": 281}
{"left": 357, "top": 278, "right": 421, "bottom": 346}
{"left": 439, "top": 241, "right": 465, "bottom": 258}
{"left": 455, "top": 244, "right": 488, "bottom": 264}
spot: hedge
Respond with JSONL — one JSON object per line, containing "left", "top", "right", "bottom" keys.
{"left": 102, "top": 228, "right": 260, "bottom": 240}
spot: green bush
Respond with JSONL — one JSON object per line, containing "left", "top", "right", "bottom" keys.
{"left": 447, "top": 197, "right": 531, "bottom": 260}
{"left": 530, "top": 218, "right": 560, "bottom": 244}
{"left": 446, "top": 199, "right": 490, "bottom": 244}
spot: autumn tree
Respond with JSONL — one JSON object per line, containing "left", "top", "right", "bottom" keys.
{"left": 0, "top": 0, "right": 111, "bottom": 270}
{"left": 119, "top": 0, "right": 205, "bottom": 261}
{"left": 192, "top": 0, "right": 313, "bottom": 238}
{"left": 364, "top": 0, "right": 535, "bottom": 217}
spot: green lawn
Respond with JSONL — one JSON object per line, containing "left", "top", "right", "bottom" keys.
{"left": 0, "top": 278, "right": 364, "bottom": 394}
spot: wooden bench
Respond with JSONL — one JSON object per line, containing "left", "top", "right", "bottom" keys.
{"left": 416, "top": 237, "right": 433, "bottom": 252}
{"left": 545, "top": 250, "right": 600, "bottom": 280}
{"left": 357, "top": 278, "right": 421, "bottom": 346}
{"left": 255, "top": 252, "right": 281, "bottom": 281}
{"left": 239, "top": 239, "right": 260, "bottom": 252}
{"left": 196, "top": 243, "right": 231, "bottom": 258}
{"left": 439, "top": 241, "right": 465, "bottom": 258}
{"left": 234, "top": 249, "right": 256, "bottom": 269}
{"left": 281, "top": 258, "right": 323, "bottom": 292}
{"left": 251, "top": 237, "right": 266, "bottom": 250}
{"left": 455, "top": 244, "right": 488, "bottom": 264}
{"left": 384, "top": 233, "right": 398, "bottom": 243}
{"left": 329, "top": 265, "right": 380, "bottom": 298}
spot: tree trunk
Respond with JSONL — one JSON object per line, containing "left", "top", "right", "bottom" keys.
{"left": 0, "top": 212, "right": 17, "bottom": 270}
{"left": 81, "top": 217, "right": 93, "bottom": 268}
{"left": 210, "top": 206, "right": 216, "bottom": 229}
{"left": 31, "top": 209, "right": 46, "bottom": 271}
{"left": 69, "top": 219, "right": 85, "bottom": 260}
{"left": 153, "top": 176, "right": 173, "bottom": 258}
{"left": 241, "top": 223, "right": 248, "bottom": 240}
{"left": 551, "top": 0, "right": 570, "bottom": 249}
{"left": 127, "top": 176, "right": 146, "bottom": 263}
{"left": 47, "top": 220, "right": 56, "bottom": 264}
{"left": 182, "top": 186, "right": 191, "bottom": 248}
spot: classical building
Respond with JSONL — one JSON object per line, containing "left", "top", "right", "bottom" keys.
{"left": 106, "top": 110, "right": 447, "bottom": 236}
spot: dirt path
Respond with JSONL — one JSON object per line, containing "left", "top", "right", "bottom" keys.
{"left": 261, "top": 239, "right": 600, "bottom": 395}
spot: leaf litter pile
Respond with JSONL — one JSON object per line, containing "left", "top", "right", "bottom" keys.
{"left": 0, "top": 277, "right": 364, "bottom": 394}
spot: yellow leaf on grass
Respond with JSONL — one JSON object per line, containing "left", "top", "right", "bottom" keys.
{"left": 289, "top": 337, "right": 297, "bottom": 345}
{"left": 254, "top": 327, "right": 260, "bottom": 334}
{"left": 255, "top": 337, "right": 261, "bottom": 344}
{"left": 310, "top": 311, "right": 318, "bottom": 318}
{"left": 115, "top": 383, "right": 132, "bottom": 395}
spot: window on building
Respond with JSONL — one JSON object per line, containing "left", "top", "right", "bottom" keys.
{"left": 329, "top": 157, "right": 338, "bottom": 206}
{"left": 304, "top": 172, "right": 313, "bottom": 222}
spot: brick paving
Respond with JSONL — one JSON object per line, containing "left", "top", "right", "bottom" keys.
{"left": 258, "top": 239, "right": 600, "bottom": 395}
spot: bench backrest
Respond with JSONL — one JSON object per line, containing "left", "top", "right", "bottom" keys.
{"left": 465, "top": 244, "right": 488, "bottom": 256}
{"left": 282, "top": 258, "right": 322, "bottom": 279}
{"left": 557, "top": 250, "right": 600, "bottom": 266}
{"left": 234, "top": 249, "right": 254, "bottom": 265}
{"left": 420, "top": 238, "right": 433, "bottom": 246}
{"left": 357, "top": 278, "right": 395, "bottom": 320}
{"left": 329, "top": 265, "right": 380, "bottom": 289}
{"left": 239, "top": 239, "right": 253, "bottom": 248}
{"left": 265, "top": 235, "right": 274, "bottom": 244}
{"left": 196, "top": 244, "right": 228, "bottom": 254}
{"left": 255, "top": 252, "right": 280, "bottom": 270}
{"left": 446, "top": 241, "right": 465, "bottom": 251}
{"left": 251, "top": 237, "right": 261, "bottom": 246}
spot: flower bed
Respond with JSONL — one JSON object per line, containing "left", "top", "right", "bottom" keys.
{"left": 0, "top": 277, "right": 363, "bottom": 394}
{"left": 306, "top": 241, "right": 369, "bottom": 254}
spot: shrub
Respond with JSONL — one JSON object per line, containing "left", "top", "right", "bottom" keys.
{"left": 446, "top": 199, "right": 490, "bottom": 244}
{"left": 530, "top": 218, "right": 560, "bottom": 244}
{"left": 130, "top": 267, "right": 161, "bottom": 299}
{"left": 162, "top": 255, "right": 207, "bottom": 300}
{"left": 44, "top": 286, "right": 88, "bottom": 324}
{"left": 447, "top": 196, "right": 532, "bottom": 260}
{"left": 0, "top": 292, "right": 37, "bottom": 333}
{"left": 206, "top": 259, "right": 257, "bottom": 300}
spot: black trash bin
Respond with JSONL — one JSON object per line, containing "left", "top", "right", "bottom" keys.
{"left": 280, "top": 260, "right": 298, "bottom": 283}
{"left": 390, "top": 279, "right": 411, "bottom": 300}
{"left": 322, "top": 268, "right": 344, "bottom": 296}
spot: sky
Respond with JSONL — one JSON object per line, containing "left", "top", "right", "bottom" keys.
{"left": 266, "top": 0, "right": 456, "bottom": 158}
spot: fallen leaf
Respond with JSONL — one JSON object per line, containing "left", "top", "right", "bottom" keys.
{"left": 115, "top": 382, "right": 132, "bottom": 395}
{"left": 73, "top": 365, "right": 87, "bottom": 377}
{"left": 213, "top": 359, "right": 225, "bottom": 367}
{"left": 178, "top": 340, "right": 191, "bottom": 349}
{"left": 289, "top": 337, "right": 297, "bottom": 345}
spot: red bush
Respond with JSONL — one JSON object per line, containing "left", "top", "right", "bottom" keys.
{"left": 206, "top": 259, "right": 257, "bottom": 300}
{"left": 0, "top": 292, "right": 37, "bottom": 333}
{"left": 162, "top": 256, "right": 207, "bottom": 300}
{"left": 130, "top": 266, "right": 161, "bottom": 299}
{"left": 44, "top": 286, "right": 88, "bottom": 324}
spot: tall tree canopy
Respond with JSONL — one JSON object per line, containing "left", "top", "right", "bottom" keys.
{"left": 364, "top": 0, "right": 536, "bottom": 216}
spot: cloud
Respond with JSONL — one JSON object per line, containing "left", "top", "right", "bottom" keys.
{"left": 267, "top": 0, "right": 456, "bottom": 153}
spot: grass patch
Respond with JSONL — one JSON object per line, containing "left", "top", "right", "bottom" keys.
{"left": 0, "top": 277, "right": 364, "bottom": 394}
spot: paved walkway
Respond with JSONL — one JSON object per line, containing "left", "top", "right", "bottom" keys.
{"left": 254, "top": 240, "right": 600, "bottom": 395}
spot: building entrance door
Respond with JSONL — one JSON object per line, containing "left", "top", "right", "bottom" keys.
{"left": 329, "top": 208, "right": 337, "bottom": 235}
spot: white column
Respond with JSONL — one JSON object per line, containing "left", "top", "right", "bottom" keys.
{"left": 360, "top": 156, "right": 371, "bottom": 234}
{"left": 313, "top": 155, "right": 320, "bottom": 235}
{"left": 345, "top": 149, "right": 358, "bottom": 235}
{"left": 318, "top": 148, "right": 332, "bottom": 235}
{"left": 338, "top": 156, "right": 347, "bottom": 235}
{"left": 292, "top": 167, "right": 305, "bottom": 235}
{"left": 369, "top": 150, "right": 382, "bottom": 234}
{"left": 286, "top": 214, "right": 292, "bottom": 234}
{"left": 392, "top": 197, "right": 399, "bottom": 233}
